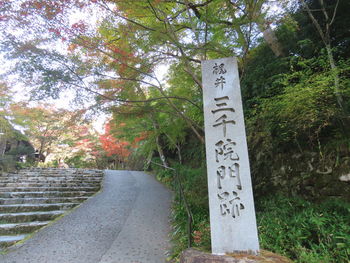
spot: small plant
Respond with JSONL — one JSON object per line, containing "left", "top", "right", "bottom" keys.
{"left": 256, "top": 195, "right": 350, "bottom": 263}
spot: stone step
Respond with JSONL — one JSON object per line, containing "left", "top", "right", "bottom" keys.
{"left": 0, "top": 203, "right": 79, "bottom": 213}
{"left": 22, "top": 168, "right": 102, "bottom": 173}
{"left": 0, "top": 221, "right": 50, "bottom": 235}
{"left": 18, "top": 174, "right": 104, "bottom": 178}
{"left": 0, "top": 186, "right": 99, "bottom": 192}
{"left": 0, "top": 176, "right": 103, "bottom": 181}
{"left": 16, "top": 171, "right": 102, "bottom": 176}
{"left": 0, "top": 178, "right": 102, "bottom": 187}
{"left": 0, "top": 191, "right": 94, "bottom": 198}
{"left": 8, "top": 175, "right": 103, "bottom": 180}
{"left": 0, "top": 197, "right": 89, "bottom": 205}
{"left": 6, "top": 168, "right": 100, "bottom": 172}
{"left": 0, "top": 234, "right": 28, "bottom": 248}
{"left": 0, "top": 180, "right": 101, "bottom": 186}
{"left": 0, "top": 211, "right": 65, "bottom": 223}
{"left": 0, "top": 182, "right": 101, "bottom": 188}
{"left": 2, "top": 170, "right": 102, "bottom": 175}
{"left": 0, "top": 168, "right": 103, "bottom": 250}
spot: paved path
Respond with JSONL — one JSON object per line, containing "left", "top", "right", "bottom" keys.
{"left": 0, "top": 170, "right": 172, "bottom": 263}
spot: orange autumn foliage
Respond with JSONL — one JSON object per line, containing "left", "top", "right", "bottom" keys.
{"left": 99, "top": 122, "right": 130, "bottom": 158}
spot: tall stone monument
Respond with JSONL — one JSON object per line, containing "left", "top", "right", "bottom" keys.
{"left": 201, "top": 57, "right": 259, "bottom": 255}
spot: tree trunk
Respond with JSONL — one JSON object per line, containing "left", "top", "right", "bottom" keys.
{"left": 0, "top": 139, "right": 6, "bottom": 156}
{"left": 155, "top": 134, "right": 169, "bottom": 168}
{"left": 301, "top": 0, "right": 344, "bottom": 111}
{"left": 261, "top": 25, "right": 285, "bottom": 57}
{"left": 165, "top": 133, "right": 183, "bottom": 164}
{"left": 325, "top": 43, "right": 343, "bottom": 110}
{"left": 144, "top": 150, "right": 153, "bottom": 170}
{"left": 176, "top": 143, "right": 182, "bottom": 165}
{"left": 151, "top": 117, "right": 169, "bottom": 168}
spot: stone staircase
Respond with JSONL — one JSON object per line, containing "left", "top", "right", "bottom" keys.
{"left": 0, "top": 168, "right": 103, "bottom": 250}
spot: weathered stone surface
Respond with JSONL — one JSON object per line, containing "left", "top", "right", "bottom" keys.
{"left": 0, "top": 168, "right": 103, "bottom": 249}
{"left": 0, "top": 203, "right": 79, "bottom": 213}
{"left": 0, "top": 235, "right": 28, "bottom": 248}
{"left": 0, "top": 210, "right": 65, "bottom": 223}
{"left": 180, "top": 249, "right": 294, "bottom": 263}
{"left": 201, "top": 57, "right": 259, "bottom": 254}
{"left": 0, "top": 221, "right": 50, "bottom": 235}
{"left": 0, "top": 197, "right": 88, "bottom": 205}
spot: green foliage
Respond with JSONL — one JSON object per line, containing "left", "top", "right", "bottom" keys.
{"left": 257, "top": 195, "right": 350, "bottom": 263}
{"left": 169, "top": 201, "right": 192, "bottom": 261}
{"left": 260, "top": 56, "right": 343, "bottom": 147}
{"left": 159, "top": 165, "right": 350, "bottom": 263}
{"left": 15, "top": 160, "right": 34, "bottom": 170}
{"left": 124, "top": 3, "right": 350, "bottom": 261}
{"left": 65, "top": 151, "right": 95, "bottom": 168}
{"left": 0, "top": 155, "right": 17, "bottom": 172}
{"left": 1, "top": 1, "right": 350, "bottom": 262}
{"left": 153, "top": 161, "right": 174, "bottom": 186}
{"left": 6, "top": 143, "right": 34, "bottom": 156}
{"left": 245, "top": 54, "right": 350, "bottom": 199}
{"left": 154, "top": 162, "right": 210, "bottom": 261}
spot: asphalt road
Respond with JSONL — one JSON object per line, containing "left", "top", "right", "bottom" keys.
{"left": 0, "top": 170, "right": 172, "bottom": 263}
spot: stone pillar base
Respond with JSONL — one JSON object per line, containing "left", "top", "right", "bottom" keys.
{"left": 180, "top": 248, "right": 294, "bottom": 263}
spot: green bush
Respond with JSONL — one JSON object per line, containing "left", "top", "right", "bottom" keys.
{"left": 153, "top": 163, "right": 211, "bottom": 262}
{"left": 15, "top": 160, "right": 34, "bottom": 170}
{"left": 0, "top": 155, "right": 17, "bottom": 172}
{"left": 157, "top": 162, "right": 350, "bottom": 263}
{"left": 256, "top": 195, "right": 350, "bottom": 263}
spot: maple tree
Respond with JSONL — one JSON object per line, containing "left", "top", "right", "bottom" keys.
{"left": 55, "top": 122, "right": 102, "bottom": 168}
{"left": 9, "top": 103, "right": 85, "bottom": 162}
{"left": 3, "top": 100, "right": 106, "bottom": 167}
{"left": 0, "top": 2, "right": 349, "bottom": 261}
{"left": 0, "top": 0, "right": 284, "bottom": 149}
{"left": 99, "top": 121, "right": 130, "bottom": 168}
{"left": 2, "top": 0, "right": 339, "bottom": 171}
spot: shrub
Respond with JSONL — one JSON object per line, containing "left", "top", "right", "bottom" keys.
{"left": 0, "top": 155, "right": 17, "bottom": 172}
{"left": 153, "top": 163, "right": 350, "bottom": 263}
{"left": 256, "top": 195, "right": 350, "bottom": 263}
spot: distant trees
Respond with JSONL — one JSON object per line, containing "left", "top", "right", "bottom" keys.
{"left": 99, "top": 121, "right": 130, "bottom": 168}
{"left": 9, "top": 104, "right": 82, "bottom": 162}
{"left": 0, "top": 0, "right": 349, "bottom": 199}
{"left": 0, "top": 0, "right": 290, "bottom": 149}
{"left": 0, "top": 84, "right": 35, "bottom": 170}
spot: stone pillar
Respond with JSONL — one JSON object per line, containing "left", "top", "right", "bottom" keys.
{"left": 201, "top": 57, "right": 259, "bottom": 255}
